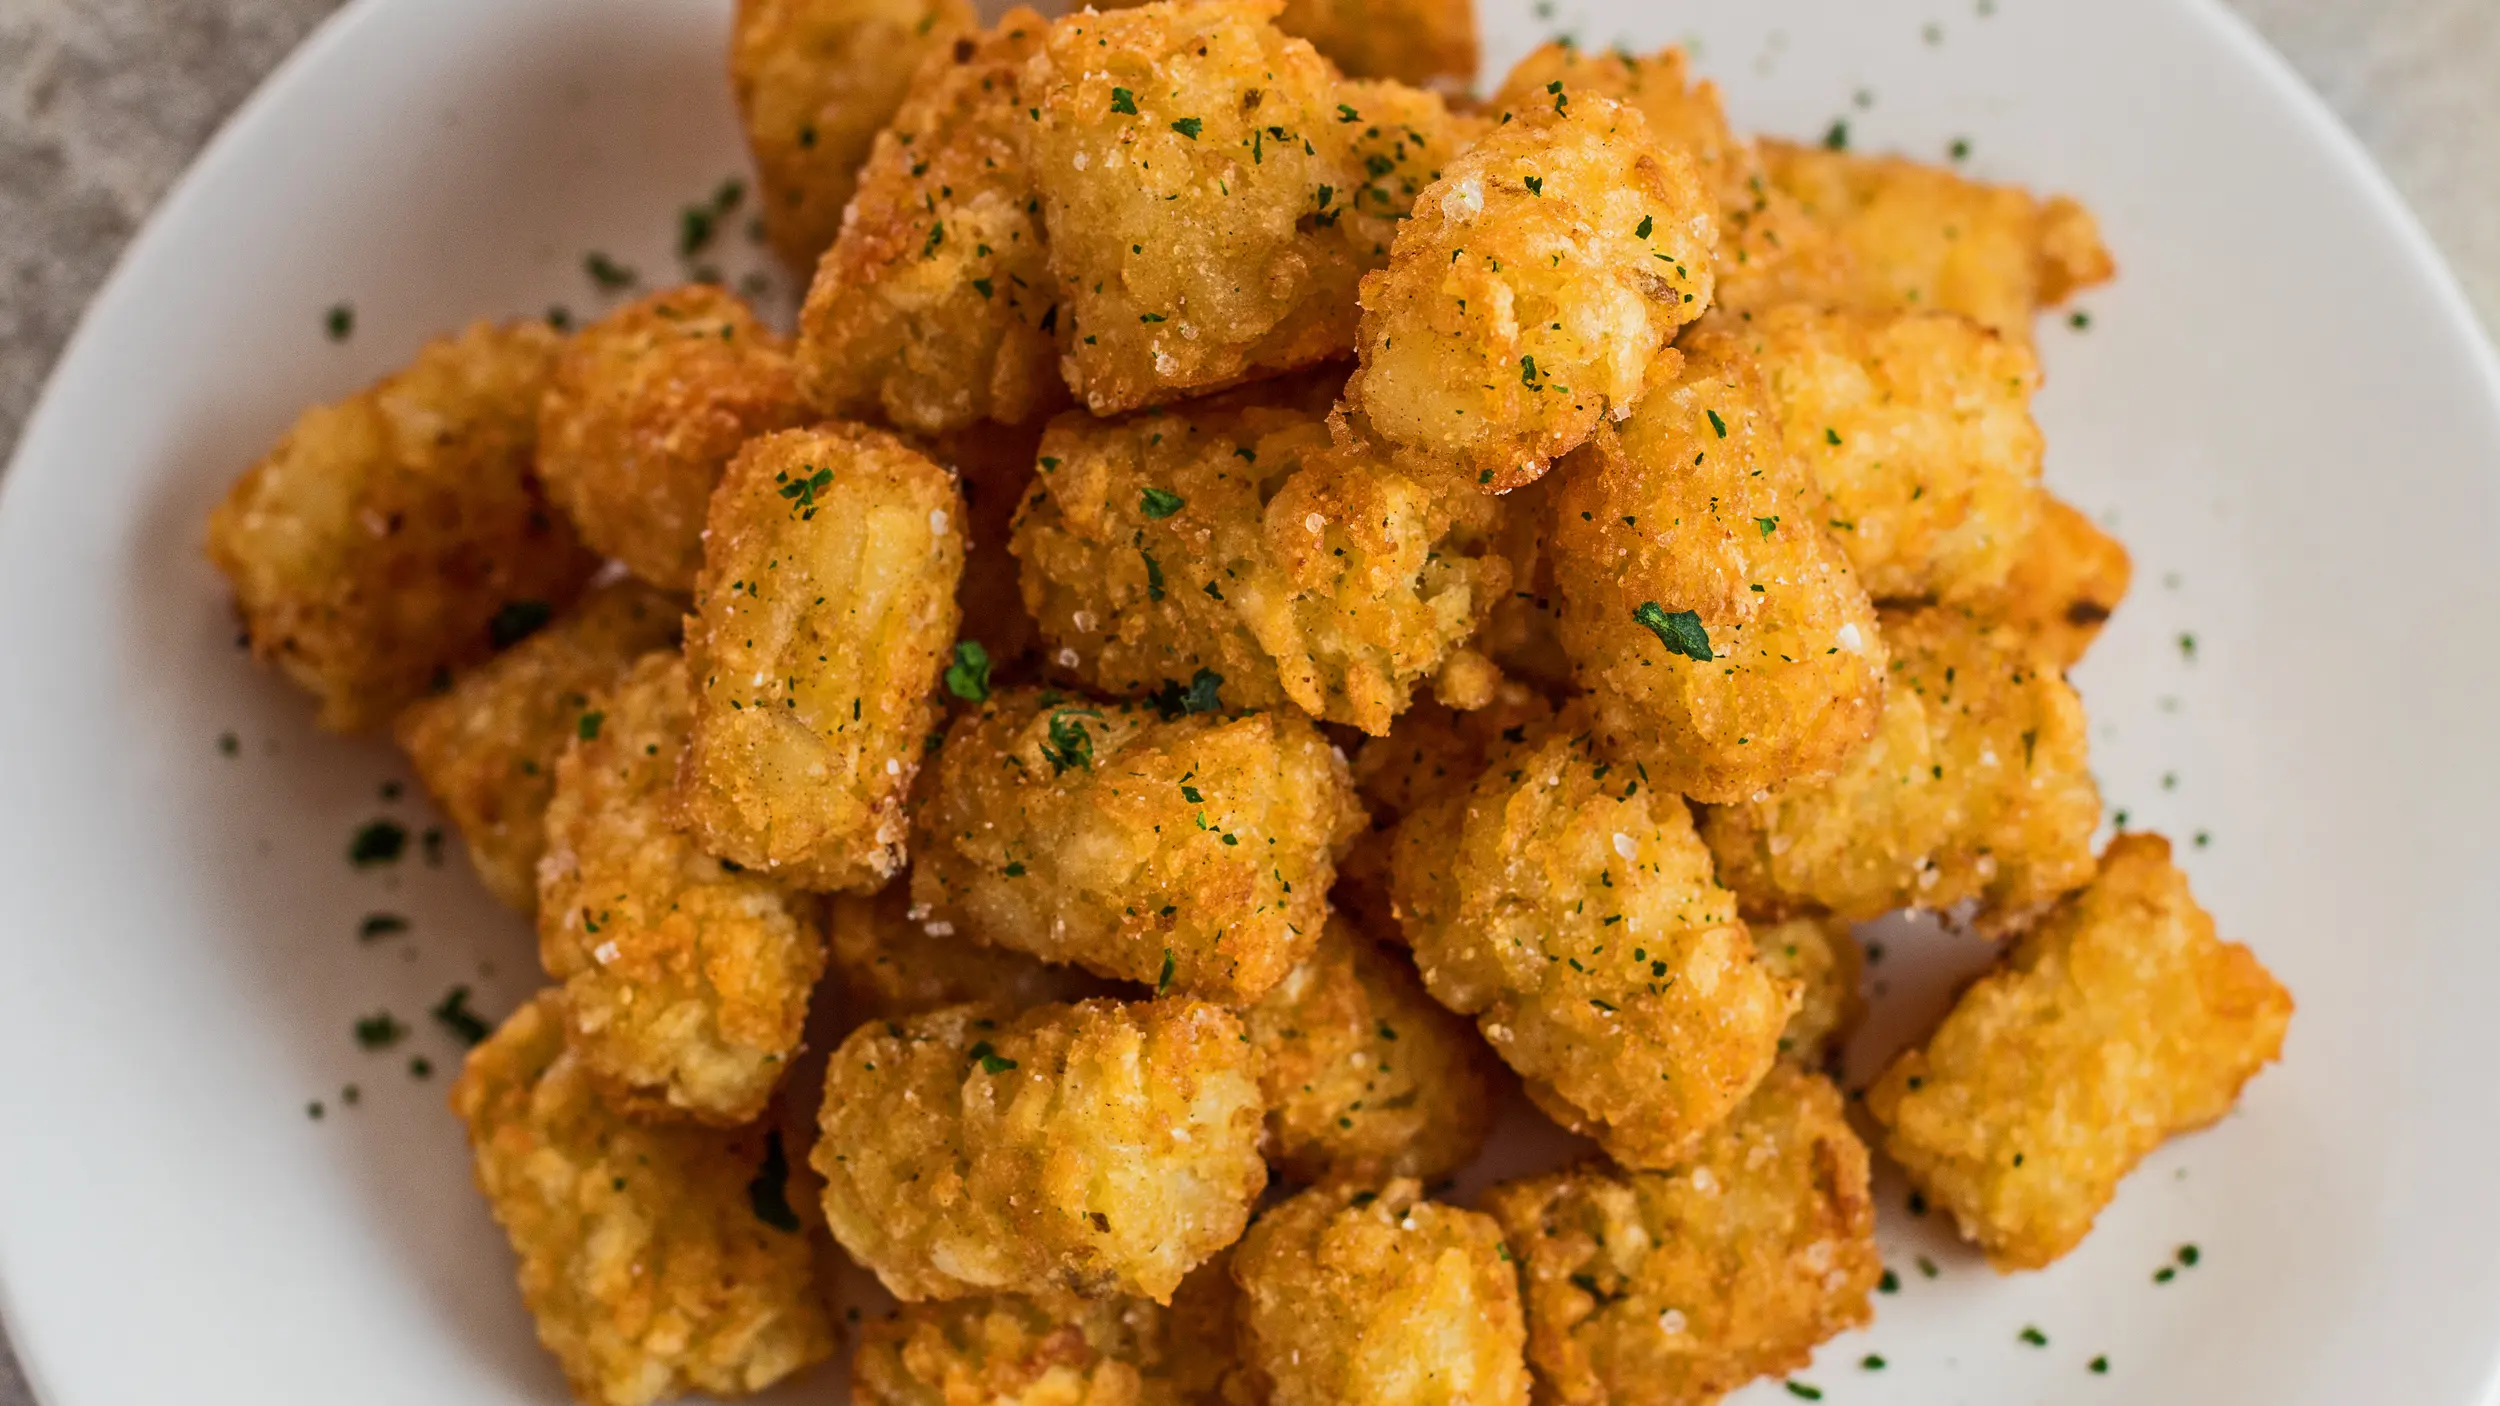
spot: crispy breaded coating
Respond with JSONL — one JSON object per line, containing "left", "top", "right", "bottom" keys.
{"left": 452, "top": 992, "right": 835, "bottom": 1406}
{"left": 1284, "top": 0, "right": 1476, "bottom": 85}
{"left": 537, "top": 287, "right": 807, "bottom": 591}
{"left": 539, "top": 652, "right": 828, "bottom": 1125}
{"left": 1547, "top": 328, "right": 1887, "bottom": 804}
{"left": 678, "top": 424, "right": 965, "bottom": 890}
{"left": 1970, "top": 492, "right": 2132, "bottom": 671}
{"left": 1389, "top": 722, "right": 1794, "bottom": 1169}
{"left": 852, "top": 1253, "right": 1242, "bottom": 1406}
{"left": 1334, "top": 683, "right": 1558, "bottom": 935}
{"left": 1720, "top": 304, "right": 2045, "bottom": 603}
{"left": 1233, "top": 1179, "right": 1530, "bottom": 1406}
{"left": 205, "top": 319, "right": 595, "bottom": 732}
{"left": 394, "top": 580, "right": 684, "bottom": 912}
{"left": 912, "top": 687, "right": 1359, "bottom": 1005}
{"left": 1349, "top": 98, "right": 1715, "bottom": 493}
{"left": 1010, "top": 376, "right": 1509, "bottom": 734}
{"left": 795, "top": 12, "right": 1067, "bottom": 434}
{"left": 1867, "top": 834, "right": 2293, "bottom": 1270}
{"left": 1489, "top": 43, "right": 1736, "bottom": 197}
{"left": 1734, "top": 141, "right": 2116, "bottom": 343}
{"left": 731, "top": 0, "right": 976, "bottom": 272}
{"left": 1483, "top": 1066, "right": 1879, "bottom": 1406}
{"left": 1246, "top": 919, "right": 1499, "bottom": 1182}
{"left": 1017, "top": 0, "right": 1465, "bottom": 414}
{"left": 828, "top": 883, "right": 1121, "bottom": 1022}
{"left": 1701, "top": 603, "right": 2101, "bottom": 930}
{"left": 1476, "top": 475, "right": 1578, "bottom": 692}
{"left": 815, "top": 998, "right": 1268, "bottom": 1302}
{"left": 1754, "top": 914, "right": 1863, "bottom": 1070}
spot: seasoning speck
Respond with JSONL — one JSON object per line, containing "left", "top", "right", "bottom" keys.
{"left": 353, "top": 1011, "right": 408, "bottom": 1050}
{"left": 349, "top": 819, "right": 408, "bottom": 868}
{"left": 431, "top": 985, "right": 492, "bottom": 1046}
{"left": 325, "top": 304, "right": 354, "bottom": 341}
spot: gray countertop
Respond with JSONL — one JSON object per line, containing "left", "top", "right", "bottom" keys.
{"left": 0, "top": 0, "right": 2494, "bottom": 1399}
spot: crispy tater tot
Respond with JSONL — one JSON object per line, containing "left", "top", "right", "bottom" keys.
{"left": 1102, "top": 0, "right": 1477, "bottom": 86}
{"left": 911, "top": 687, "right": 1359, "bottom": 1005}
{"left": 794, "top": 12, "right": 1067, "bottom": 434}
{"left": 206, "top": 319, "right": 596, "bottom": 732}
{"left": 1389, "top": 722, "right": 1794, "bottom": 1169}
{"left": 1489, "top": 42, "right": 1737, "bottom": 196}
{"left": 853, "top": 1252, "right": 1244, "bottom": 1405}
{"left": 1733, "top": 141, "right": 2116, "bottom": 343}
{"left": 1018, "top": 0, "right": 1465, "bottom": 414}
{"left": 678, "top": 423, "right": 965, "bottom": 890}
{"left": 1483, "top": 1065, "right": 1879, "bottom": 1406}
{"left": 815, "top": 998, "right": 1268, "bottom": 1302}
{"left": 1233, "top": 1179, "right": 1530, "bottom": 1406}
{"left": 394, "top": 580, "right": 684, "bottom": 912}
{"left": 828, "top": 883, "right": 1124, "bottom": 1022}
{"left": 1718, "top": 304, "right": 2045, "bottom": 603}
{"left": 1969, "top": 491, "right": 2133, "bottom": 671}
{"left": 1349, "top": 98, "right": 1716, "bottom": 493}
{"left": 1867, "top": 834, "right": 2293, "bottom": 1270}
{"left": 1548, "top": 328, "right": 1887, "bottom": 804}
{"left": 1701, "top": 603, "right": 2101, "bottom": 931}
{"left": 1246, "top": 919, "right": 1500, "bottom": 1182}
{"left": 1010, "top": 376, "right": 1509, "bottom": 734}
{"left": 452, "top": 992, "right": 836, "bottom": 1406}
{"left": 1334, "top": 682, "right": 1558, "bottom": 934}
{"left": 539, "top": 651, "right": 828, "bottom": 1125}
{"left": 731, "top": 0, "right": 976, "bottom": 272}
{"left": 1754, "top": 913, "right": 1864, "bottom": 1070}
{"left": 537, "top": 287, "right": 808, "bottom": 591}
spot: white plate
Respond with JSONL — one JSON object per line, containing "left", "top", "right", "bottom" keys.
{"left": 4, "top": 0, "right": 2498, "bottom": 1401}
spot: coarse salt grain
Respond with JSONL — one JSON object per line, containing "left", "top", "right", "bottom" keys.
{"left": 1440, "top": 177, "right": 1485, "bottom": 221}
{"left": 1837, "top": 621, "right": 1865, "bottom": 654}
{"left": 1613, "top": 832, "right": 1638, "bottom": 859}
{"left": 929, "top": 508, "right": 949, "bottom": 535}
{"left": 1659, "top": 1308, "right": 1687, "bottom": 1334}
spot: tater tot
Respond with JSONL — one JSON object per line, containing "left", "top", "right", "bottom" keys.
{"left": 828, "top": 883, "right": 1123, "bottom": 1022}
{"left": 1719, "top": 304, "right": 2045, "bottom": 603}
{"left": 852, "top": 1253, "right": 1242, "bottom": 1405}
{"left": 539, "top": 652, "right": 829, "bottom": 1125}
{"left": 1284, "top": 0, "right": 1478, "bottom": 85}
{"left": 912, "top": 687, "right": 1359, "bottom": 1005}
{"left": 1349, "top": 98, "right": 1715, "bottom": 492}
{"left": 1389, "top": 721, "right": 1794, "bottom": 1169}
{"left": 1334, "top": 682, "right": 1558, "bottom": 935}
{"left": 815, "top": 998, "right": 1268, "bottom": 1302}
{"left": 1867, "top": 834, "right": 2293, "bottom": 1270}
{"left": 1548, "top": 328, "right": 1887, "bottom": 804}
{"left": 1731, "top": 141, "right": 2116, "bottom": 343}
{"left": 794, "top": 13, "right": 1067, "bottom": 434}
{"left": 537, "top": 287, "right": 808, "bottom": 591}
{"left": 1246, "top": 919, "right": 1500, "bottom": 1182}
{"left": 1233, "top": 1179, "right": 1530, "bottom": 1406}
{"left": 1754, "top": 913, "right": 1864, "bottom": 1070}
{"left": 678, "top": 423, "right": 965, "bottom": 890}
{"left": 1969, "top": 491, "right": 2132, "bottom": 671}
{"left": 1483, "top": 1066, "right": 1879, "bottom": 1406}
{"left": 1489, "top": 42, "right": 1737, "bottom": 197}
{"left": 394, "top": 580, "right": 684, "bottom": 912}
{"left": 205, "top": 319, "right": 596, "bottom": 732}
{"left": 1701, "top": 603, "right": 2101, "bottom": 930}
{"left": 452, "top": 992, "right": 836, "bottom": 1406}
{"left": 1017, "top": 0, "right": 1464, "bottom": 414}
{"left": 731, "top": 0, "right": 976, "bottom": 272}
{"left": 1010, "top": 377, "right": 1509, "bottom": 734}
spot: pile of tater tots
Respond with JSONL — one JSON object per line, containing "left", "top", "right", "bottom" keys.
{"left": 204, "top": 0, "right": 2294, "bottom": 1400}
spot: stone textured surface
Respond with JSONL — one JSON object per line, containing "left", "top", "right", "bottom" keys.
{"left": 0, "top": 0, "right": 2493, "bottom": 1398}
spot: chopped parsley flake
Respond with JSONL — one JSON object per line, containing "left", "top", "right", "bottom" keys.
{"left": 1042, "top": 709, "right": 1101, "bottom": 774}
{"left": 1755, "top": 515, "right": 1779, "bottom": 538}
{"left": 353, "top": 1012, "right": 407, "bottom": 1050}
{"left": 1633, "top": 602, "right": 1714, "bottom": 661}
{"left": 1170, "top": 117, "right": 1203, "bottom": 139}
{"left": 577, "top": 710, "right": 604, "bottom": 741}
{"left": 1140, "top": 486, "right": 1186, "bottom": 519}
{"left": 583, "top": 251, "right": 636, "bottom": 290}
{"left": 325, "top": 304, "right": 354, "bottom": 341}
{"left": 1158, "top": 948, "right": 1176, "bottom": 994}
{"left": 1151, "top": 668, "right": 1225, "bottom": 719}
{"left": 2019, "top": 1325, "right": 2048, "bottom": 1347}
{"left": 431, "top": 986, "right": 491, "bottom": 1047}
{"left": 1110, "top": 86, "right": 1138, "bottom": 115}
{"left": 968, "top": 1040, "right": 1018, "bottom": 1074}
{"left": 944, "top": 639, "right": 992, "bottom": 702}
{"left": 349, "top": 820, "right": 407, "bottom": 868}
{"left": 359, "top": 912, "right": 408, "bottom": 941}
{"left": 1706, "top": 408, "right": 1728, "bottom": 438}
